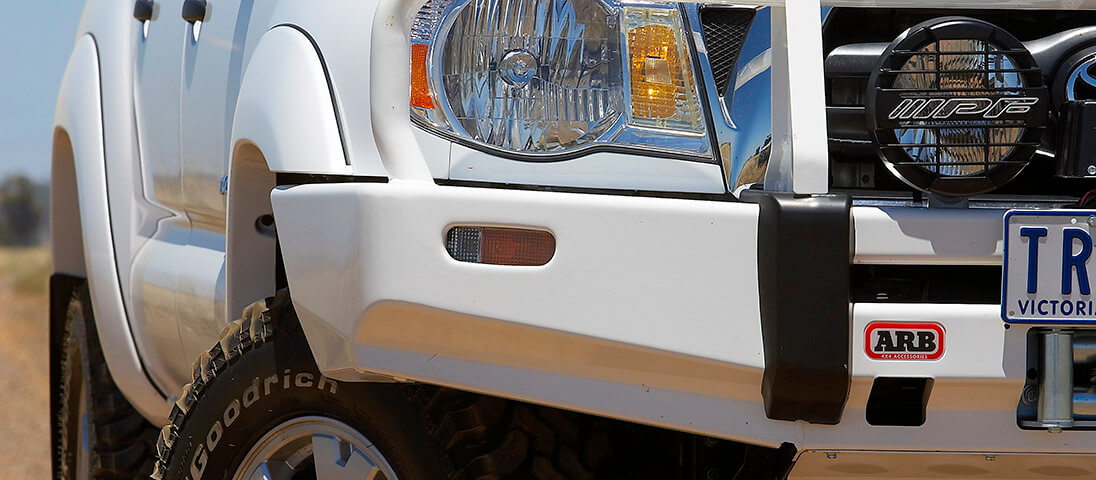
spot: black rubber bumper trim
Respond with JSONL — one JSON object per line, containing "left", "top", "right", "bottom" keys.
{"left": 744, "top": 191, "right": 852, "bottom": 424}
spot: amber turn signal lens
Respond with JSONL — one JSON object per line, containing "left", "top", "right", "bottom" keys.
{"left": 411, "top": 43, "right": 434, "bottom": 109}
{"left": 446, "top": 226, "right": 555, "bottom": 266}
{"left": 628, "top": 24, "right": 679, "bottom": 119}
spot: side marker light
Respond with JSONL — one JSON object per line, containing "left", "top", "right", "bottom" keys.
{"left": 445, "top": 226, "right": 555, "bottom": 266}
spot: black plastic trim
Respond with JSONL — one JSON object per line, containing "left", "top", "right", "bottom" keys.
{"left": 437, "top": 179, "right": 738, "bottom": 201}
{"left": 866, "top": 377, "right": 933, "bottom": 426}
{"left": 274, "top": 175, "right": 732, "bottom": 201}
{"left": 133, "top": 0, "right": 154, "bottom": 22}
{"left": 864, "top": 17, "right": 1048, "bottom": 197}
{"left": 181, "top": 0, "right": 206, "bottom": 23}
{"left": 271, "top": 24, "right": 352, "bottom": 166}
{"left": 774, "top": 442, "right": 799, "bottom": 480}
{"left": 276, "top": 173, "right": 388, "bottom": 185}
{"left": 742, "top": 191, "right": 852, "bottom": 424}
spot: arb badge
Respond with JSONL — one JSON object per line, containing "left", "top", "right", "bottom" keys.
{"left": 865, "top": 322, "right": 944, "bottom": 360}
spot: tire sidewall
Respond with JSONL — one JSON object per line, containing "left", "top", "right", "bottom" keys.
{"left": 57, "top": 288, "right": 99, "bottom": 480}
{"left": 160, "top": 330, "right": 448, "bottom": 480}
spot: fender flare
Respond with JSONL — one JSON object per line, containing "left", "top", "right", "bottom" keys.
{"left": 230, "top": 25, "right": 351, "bottom": 175}
{"left": 52, "top": 34, "right": 168, "bottom": 422}
{"left": 225, "top": 25, "right": 357, "bottom": 326}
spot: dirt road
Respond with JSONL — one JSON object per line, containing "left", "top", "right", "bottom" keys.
{"left": 0, "top": 248, "right": 51, "bottom": 478}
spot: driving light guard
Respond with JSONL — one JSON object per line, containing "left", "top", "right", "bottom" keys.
{"left": 865, "top": 17, "right": 1049, "bottom": 197}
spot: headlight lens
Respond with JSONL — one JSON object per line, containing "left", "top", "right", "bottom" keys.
{"left": 440, "top": 0, "right": 623, "bottom": 152}
{"left": 409, "top": 0, "right": 711, "bottom": 160}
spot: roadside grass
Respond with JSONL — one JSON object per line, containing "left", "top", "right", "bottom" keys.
{"left": 0, "top": 245, "right": 50, "bottom": 479}
{"left": 0, "top": 246, "right": 51, "bottom": 295}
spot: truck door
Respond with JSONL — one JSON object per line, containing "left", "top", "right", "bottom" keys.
{"left": 131, "top": 0, "right": 191, "bottom": 388}
{"left": 177, "top": 0, "right": 263, "bottom": 362}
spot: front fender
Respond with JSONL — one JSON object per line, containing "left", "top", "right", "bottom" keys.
{"left": 230, "top": 26, "right": 351, "bottom": 175}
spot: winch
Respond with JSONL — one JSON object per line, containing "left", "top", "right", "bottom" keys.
{"left": 1023, "top": 330, "right": 1096, "bottom": 429}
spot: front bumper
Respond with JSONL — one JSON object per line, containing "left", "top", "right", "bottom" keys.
{"left": 271, "top": 181, "right": 1092, "bottom": 454}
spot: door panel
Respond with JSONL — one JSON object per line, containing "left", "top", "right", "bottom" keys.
{"left": 177, "top": 0, "right": 261, "bottom": 357}
{"left": 135, "top": 3, "right": 186, "bottom": 213}
{"left": 131, "top": 0, "right": 191, "bottom": 388}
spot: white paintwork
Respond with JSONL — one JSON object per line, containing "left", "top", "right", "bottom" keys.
{"left": 129, "top": 0, "right": 194, "bottom": 393}
{"left": 271, "top": 182, "right": 790, "bottom": 445}
{"left": 412, "top": 128, "right": 451, "bottom": 179}
{"left": 230, "top": 26, "right": 349, "bottom": 175}
{"left": 93, "top": 0, "right": 187, "bottom": 409}
{"left": 55, "top": 0, "right": 1096, "bottom": 459}
{"left": 272, "top": 182, "right": 765, "bottom": 370}
{"left": 53, "top": 34, "right": 169, "bottom": 421}
{"left": 766, "top": 2, "right": 829, "bottom": 194}
{"left": 852, "top": 207, "right": 1006, "bottom": 265}
{"left": 369, "top": 0, "right": 432, "bottom": 181}
{"left": 224, "top": 143, "right": 278, "bottom": 324}
{"left": 174, "top": 230, "right": 228, "bottom": 364}
{"left": 257, "top": 1, "right": 389, "bottom": 178}
{"left": 272, "top": 182, "right": 1094, "bottom": 452}
{"left": 449, "top": 143, "right": 727, "bottom": 193}
{"left": 805, "top": 303, "right": 1087, "bottom": 452}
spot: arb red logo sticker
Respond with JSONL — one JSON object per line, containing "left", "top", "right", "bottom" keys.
{"left": 865, "top": 322, "right": 944, "bottom": 360}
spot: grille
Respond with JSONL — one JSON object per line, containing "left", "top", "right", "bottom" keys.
{"left": 700, "top": 8, "right": 755, "bottom": 97}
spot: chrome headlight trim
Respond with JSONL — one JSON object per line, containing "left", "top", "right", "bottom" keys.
{"left": 409, "top": 0, "right": 716, "bottom": 163}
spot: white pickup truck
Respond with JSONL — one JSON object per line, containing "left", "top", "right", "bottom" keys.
{"left": 51, "top": 0, "right": 1096, "bottom": 478}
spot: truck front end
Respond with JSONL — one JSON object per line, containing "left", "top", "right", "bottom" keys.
{"left": 270, "top": 0, "right": 1096, "bottom": 476}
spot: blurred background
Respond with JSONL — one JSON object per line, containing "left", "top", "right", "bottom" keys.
{"left": 2, "top": 1, "right": 86, "bottom": 477}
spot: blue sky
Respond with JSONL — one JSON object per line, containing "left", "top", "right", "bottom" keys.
{"left": 1, "top": 1, "right": 85, "bottom": 182}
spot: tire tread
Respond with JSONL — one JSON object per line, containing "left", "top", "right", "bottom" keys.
{"left": 151, "top": 293, "right": 284, "bottom": 479}
{"left": 55, "top": 286, "right": 158, "bottom": 479}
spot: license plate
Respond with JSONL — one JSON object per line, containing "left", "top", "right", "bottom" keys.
{"left": 1003, "top": 210, "right": 1096, "bottom": 323}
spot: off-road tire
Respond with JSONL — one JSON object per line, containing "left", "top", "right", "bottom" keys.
{"left": 154, "top": 290, "right": 674, "bottom": 479}
{"left": 409, "top": 387, "right": 678, "bottom": 479}
{"left": 151, "top": 291, "right": 451, "bottom": 479}
{"left": 55, "top": 283, "right": 159, "bottom": 479}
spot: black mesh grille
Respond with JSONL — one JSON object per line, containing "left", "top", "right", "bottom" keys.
{"left": 700, "top": 8, "right": 755, "bottom": 97}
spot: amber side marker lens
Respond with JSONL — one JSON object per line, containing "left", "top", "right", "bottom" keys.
{"left": 446, "top": 226, "right": 555, "bottom": 266}
{"left": 410, "top": 43, "right": 434, "bottom": 109}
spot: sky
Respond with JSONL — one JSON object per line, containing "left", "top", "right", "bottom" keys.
{"left": 1, "top": 1, "right": 85, "bottom": 182}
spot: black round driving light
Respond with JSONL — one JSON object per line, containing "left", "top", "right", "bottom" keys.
{"left": 865, "top": 17, "right": 1048, "bottom": 196}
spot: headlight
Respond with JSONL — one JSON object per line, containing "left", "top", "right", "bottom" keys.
{"left": 408, "top": 0, "right": 711, "bottom": 160}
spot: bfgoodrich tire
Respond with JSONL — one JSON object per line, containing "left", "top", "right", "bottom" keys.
{"left": 151, "top": 291, "right": 450, "bottom": 480}
{"left": 55, "top": 284, "right": 159, "bottom": 479}
{"left": 154, "top": 290, "right": 678, "bottom": 480}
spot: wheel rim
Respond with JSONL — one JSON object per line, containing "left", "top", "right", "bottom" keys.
{"left": 75, "top": 365, "right": 90, "bottom": 480}
{"left": 233, "top": 416, "right": 399, "bottom": 480}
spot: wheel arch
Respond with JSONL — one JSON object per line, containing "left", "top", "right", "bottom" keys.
{"left": 223, "top": 23, "right": 365, "bottom": 322}
{"left": 51, "top": 127, "right": 85, "bottom": 278}
{"left": 51, "top": 33, "right": 169, "bottom": 425}
{"left": 225, "top": 140, "right": 278, "bottom": 319}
